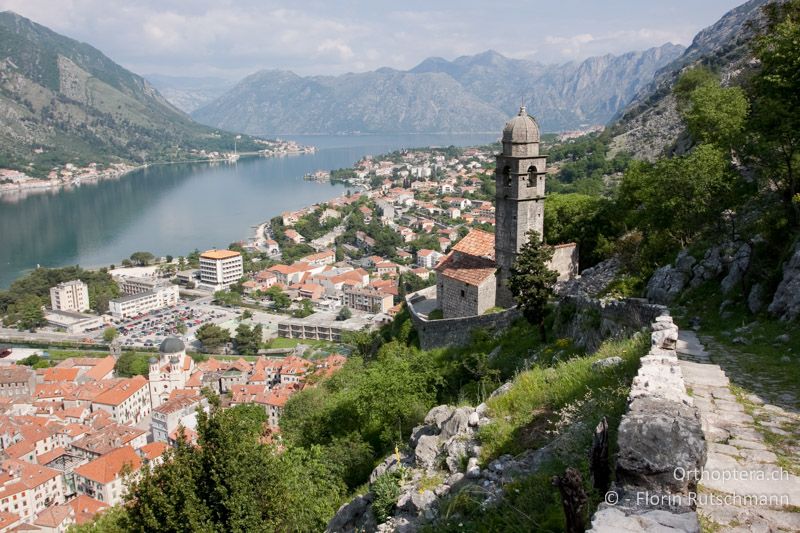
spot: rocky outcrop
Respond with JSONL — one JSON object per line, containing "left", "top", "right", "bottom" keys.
{"left": 588, "top": 314, "right": 705, "bottom": 532}
{"left": 557, "top": 258, "right": 621, "bottom": 299}
{"left": 647, "top": 242, "right": 754, "bottom": 305}
{"left": 768, "top": 240, "right": 800, "bottom": 322}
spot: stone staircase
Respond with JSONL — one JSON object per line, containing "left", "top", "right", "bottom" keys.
{"left": 677, "top": 330, "right": 800, "bottom": 532}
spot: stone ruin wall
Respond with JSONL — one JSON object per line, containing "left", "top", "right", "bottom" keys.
{"left": 588, "top": 312, "right": 706, "bottom": 532}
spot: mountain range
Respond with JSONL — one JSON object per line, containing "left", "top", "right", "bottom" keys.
{"left": 191, "top": 44, "right": 685, "bottom": 136}
{"left": 0, "top": 11, "right": 248, "bottom": 176}
{"left": 609, "top": 0, "right": 774, "bottom": 160}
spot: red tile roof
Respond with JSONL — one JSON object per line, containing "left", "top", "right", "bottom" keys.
{"left": 68, "top": 495, "right": 108, "bottom": 525}
{"left": 74, "top": 446, "right": 142, "bottom": 484}
{"left": 451, "top": 229, "right": 495, "bottom": 259}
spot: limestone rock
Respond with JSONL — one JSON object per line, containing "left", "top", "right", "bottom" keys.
{"left": 440, "top": 408, "right": 472, "bottom": 440}
{"left": 468, "top": 411, "right": 480, "bottom": 427}
{"left": 326, "top": 493, "right": 375, "bottom": 533}
{"left": 768, "top": 240, "right": 800, "bottom": 321}
{"left": 690, "top": 246, "right": 723, "bottom": 288}
{"left": 414, "top": 435, "right": 441, "bottom": 469}
{"left": 592, "top": 356, "right": 623, "bottom": 371}
{"left": 444, "top": 436, "right": 469, "bottom": 473}
{"left": 646, "top": 264, "right": 688, "bottom": 304}
{"left": 720, "top": 242, "right": 750, "bottom": 293}
{"left": 616, "top": 397, "right": 705, "bottom": 494}
{"left": 748, "top": 283, "right": 765, "bottom": 314}
{"left": 409, "top": 425, "right": 436, "bottom": 448}
{"left": 424, "top": 405, "right": 454, "bottom": 428}
{"left": 466, "top": 457, "right": 480, "bottom": 478}
{"left": 489, "top": 382, "right": 513, "bottom": 399}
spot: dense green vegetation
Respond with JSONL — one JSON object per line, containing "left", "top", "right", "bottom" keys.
{"left": 0, "top": 266, "right": 119, "bottom": 329}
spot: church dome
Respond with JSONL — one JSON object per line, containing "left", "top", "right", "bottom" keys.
{"left": 159, "top": 336, "right": 185, "bottom": 354}
{"left": 502, "top": 106, "right": 540, "bottom": 144}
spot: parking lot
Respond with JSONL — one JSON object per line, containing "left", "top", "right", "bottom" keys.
{"left": 103, "top": 298, "right": 240, "bottom": 349}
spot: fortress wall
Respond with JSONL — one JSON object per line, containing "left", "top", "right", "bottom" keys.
{"left": 406, "top": 287, "right": 520, "bottom": 350}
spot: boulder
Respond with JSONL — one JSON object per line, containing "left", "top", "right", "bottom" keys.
{"left": 468, "top": 411, "right": 480, "bottom": 427}
{"left": 409, "top": 424, "right": 436, "bottom": 448}
{"left": 720, "top": 242, "right": 751, "bottom": 294}
{"left": 592, "top": 356, "right": 623, "bottom": 371}
{"left": 489, "top": 381, "right": 513, "bottom": 399}
{"left": 616, "top": 397, "right": 706, "bottom": 494}
{"left": 466, "top": 457, "right": 480, "bottom": 478}
{"left": 424, "top": 405, "right": 454, "bottom": 428}
{"left": 439, "top": 408, "right": 472, "bottom": 440}
{"left": 768, "top": 240, "right": 800, "bottom": 321}
{"left": 748, "top": 283, "right": 765, "bottom": 314}
{"left": 370, "top": 452, "right": 410, "bottom": 484}
{"left": 646, "top": 264, "right": 688, "bottom": 304}
{"left": 444, "top": 436, "right": 469, "bottom": 473}
{"left": 325, "top": 493, "right": 375, "bottom": 533}
{"left": 414, "top": 435, "right": 441, "bottom": 469}
{"left": 690, "top": 246, "right": 723, "bottom": 288}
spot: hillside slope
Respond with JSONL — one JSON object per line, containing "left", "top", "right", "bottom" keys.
{"left": 0, "top": 11, "right": 247, "bottom": 176}
{"left": 192, "top": 45, "right": 684, "bottom": 135}
{"left": 608, "top": 0, "right": 774, "bottom": 160}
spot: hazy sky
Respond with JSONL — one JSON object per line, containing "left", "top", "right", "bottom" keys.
{"left": 1, "top": 0, "right": 746, "bottom": 79}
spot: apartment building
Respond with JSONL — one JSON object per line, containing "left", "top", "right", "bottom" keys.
{"left": 49, "top": 280, "right": 89, "bottom": 312}
{"left": 198, "top": 249, "right": 243, "bottom": 291}
{"left": 108, "top": 285, "right": 179, "bottom": 319}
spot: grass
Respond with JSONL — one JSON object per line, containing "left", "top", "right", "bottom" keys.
{"left": 482, "top": 306, "right": 505, "bottom": 315}
{"left": 427, "top": 309, "right": 444, "bottom": 320}
{"left": 431, "top": 333, "right": 650, "bottom": 532}
{"left": 265, "top": 337, "right": 334, "bottom": 350}
{"left": 479, "top": 334, "right": 648, "bottom": 460}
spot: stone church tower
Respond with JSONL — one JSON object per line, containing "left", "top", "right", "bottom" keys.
{"left": 494, "top": 106, "right": 547, "bottom": 308}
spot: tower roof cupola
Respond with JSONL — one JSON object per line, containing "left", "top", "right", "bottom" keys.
{"left": 501, "top": 106, "right": 540, "bottom": 156}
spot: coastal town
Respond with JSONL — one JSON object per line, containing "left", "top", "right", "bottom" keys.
{"left": 0, "top": 133, "right": 538, "bottom": 529}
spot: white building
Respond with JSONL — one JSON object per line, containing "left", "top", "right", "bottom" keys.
{"left": 416, "top": 249, "right": 444, "bottom": 269}
{"left": 0, "top": 459, "right": 66, "bottom": 523}
{"left": 73, "top": 446, "right": 141, "bottom": 506}
{"left": 198, "top": 250, "right": 243, "bottom": 291}
{"left": 90, "top": 376, "right": 152, "bottom": 426}
{"left": 148, "top": 337, "right": 195, "bottom": 409}
{"left": 116, "top": 275, "right": 171, "bottom": 295}
{"left": 150, "top": 395, "right": 207, "bottom": 443}
{"left": 108, "top": 285, "right": 179, "bottom": 319}
{"left": 50, "top": 280, "right": 90, "bottom": 312}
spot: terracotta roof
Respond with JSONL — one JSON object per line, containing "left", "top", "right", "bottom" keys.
{"left": 451, "top": 229, "right": 495, "bottom": 259}
{"left": 34, "top": 504, "right": 73, "bottom": 527}
{"left": 0, "top": 366, "right": 33, "bottom": 384}
{"left": 84, "top": 356, "right": 117, "bottom": 381}
{"left": 140, "top": 441, "right": 168, "bottom": 461}
{"left": 154, "top": 394, "right": 200, "bottom": 415}
{"left": 436, "top": 253, "right": 497, "bottom": 286}
{"left": 0, "top": 513, "right": 19, "bottom": 531}
{"left": 37, "top": 446, "right": 69, "bottom": 466}
{"left": 0, "top": 459, "right": 60, "bottom": 499}
{"left": 68, "top": 495, "right": 108, "bottom": 525}
{"left": 200, "top": 249, "right": 240, "bottom": 260}
{"left": 92, "top": 376, "right": 147, "bottom": 406}
{"left": 74, "top": 446, "right": 142, "bottom": 484}
{"left": 37, "top": 367, "right": 80, "bottom": 383}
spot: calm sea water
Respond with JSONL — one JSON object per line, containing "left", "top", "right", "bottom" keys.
{"left": 0, "top": 133, "right": 497, "bottom": 287}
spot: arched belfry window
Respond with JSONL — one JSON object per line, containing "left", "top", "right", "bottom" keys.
{"left": 527, "top": 166, "right": 537, "bottom": 187}
{"left": 503, "top": 166, "right": 511, "bottom": 187}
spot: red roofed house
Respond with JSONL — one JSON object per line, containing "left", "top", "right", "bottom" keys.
{"left": 73, "top": 446, "right": 141, "bottom": 506}
{"left": 91, "top": 376, "right": 151, "bottom": 426}
{"left": 0, "top": 459, "right": 66, "bottom": 523}
{"left": 68, "top": 494, "right": 108, "bottom": 526}
{"left": 435, "top": 229, "right": 497, "bottom": 318}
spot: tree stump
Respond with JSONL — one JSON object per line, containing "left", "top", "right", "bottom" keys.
{"left": 552, "top": 467, "right": 587, "bottom": 533}
{"left": 589, "top": 416, "right": 610, "bottom": 493}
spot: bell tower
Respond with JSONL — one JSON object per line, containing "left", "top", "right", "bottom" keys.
{"left": 495, "top": 106, "right": 547, "bottom": 308}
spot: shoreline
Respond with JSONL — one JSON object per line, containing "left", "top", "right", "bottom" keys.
{"left": 0, "top": 147, "right": 317, "bottom": 200}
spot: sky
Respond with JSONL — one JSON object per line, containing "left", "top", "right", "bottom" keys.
{"left": 0, "top": 0, "right": 746, "bottom": 80}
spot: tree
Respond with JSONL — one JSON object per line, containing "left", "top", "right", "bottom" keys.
{"left": 235, "top": 323, "right": 262, "bottom": 355}
{"left": 103, "top": 327, "right": 119, "bottom": 343}
{"left": 292, "top": 299, "right": 314, "bottom": 318}
{"left": 675, "top": 68, "right": 749, "bottom": 151}
{"left": 115, "top": 352, "right": 150, "bottom": 377}
{"left": 129, "top": 251, "right": 155, "bottom": 266}
{"left": 176, "top": 321, "right": 188, "bottom": 334}
{"left": 337, "top": 306, "right": 352, "bottom": 321}
{"left": 241, "top": 310, "right": 253, "bottom": 320}
{"left": 508, "top": 230, "right": 557, "bottom": 341}
{"left": 746, "top": 0, "right": 800, "bottom": 226}
{"left": 196, "top": 323, "right": 230, "bottom": 352}
{"left": 13, "top": 295, "right": 45, "bottom": 331}
{"left": 266, "top": 286, "right": 290, "bottom": 310}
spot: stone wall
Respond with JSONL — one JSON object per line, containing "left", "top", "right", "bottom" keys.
{"left": 438, "top": 274, "right": 496, "bottom": 319}
{"left": 406, "top": 286, "right": 520, "bottom": 350}
{"left": 548, "top": 242, "right": 579, "bottom": 282}
{"left": 554, "top": 295, "right": 667, "bottom": 353}
{"left": 588, "top": 314, "right": 706, "bottom": 533}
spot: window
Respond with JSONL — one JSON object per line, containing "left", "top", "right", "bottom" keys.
{"left": 503, "top": 166, "right": 511, "bottom": 187}
{"left": 460, "top": 289, "right": 465, "bottom": 298}
{"left": 527, "top": 166, "right": 537, "bottom": 187}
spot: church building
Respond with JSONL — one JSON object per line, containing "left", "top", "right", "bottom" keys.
{"left": 148, "top": 337, "right": 196, "bottom": 408}
{"left": 435, "top": 107, "right": 578, "bottom": 319}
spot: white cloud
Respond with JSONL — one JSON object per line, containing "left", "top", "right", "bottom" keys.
{"left": 0, "top": 0, "right": 741, "bottom": 78}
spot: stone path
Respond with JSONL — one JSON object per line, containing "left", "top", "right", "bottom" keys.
{"left": 677, "top": 331, "right": 800, "bottom": 532}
